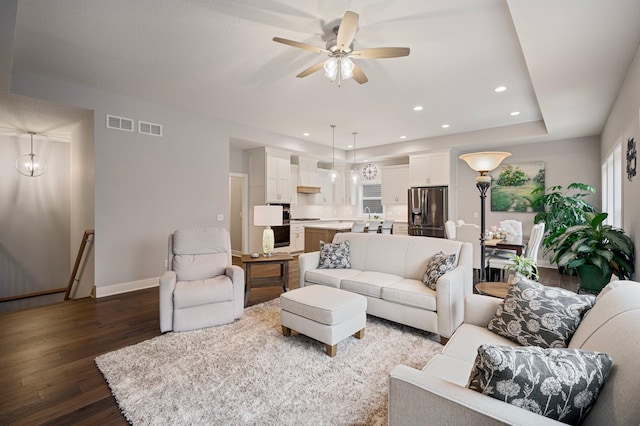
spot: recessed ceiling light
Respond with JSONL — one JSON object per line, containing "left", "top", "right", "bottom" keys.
{"left": 347, "top": 144, "right": 353, "bottom": 148}
{"left": 400, "top": 135, "right": 407, "bottom": 139}
{"left": 495, "top": 86, "right": 507, "bottom": 92}
{"left": 442, "top": 124, "right": 450, "bottom": 129}
{"left": 303, "top": 132, "right": 310, "bottom": 136}
{"left": 413, "top": 106, "right": 423, "bottom": 111}
{"left": 510, "top": 111, "right": 520, "bottom": 116}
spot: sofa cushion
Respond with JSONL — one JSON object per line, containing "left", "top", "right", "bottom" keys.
{"left": 381, "top": 279, "right": 437, "bottom": 311}
{"left": 341, "top": 271, "right": 404, "bottom": 298}
{"left": 318, "top": 240, "right": 351, "bottom": 269}
{"left": 487, "top": 278, "right": 596, "bottom": 348}
{"left": 442, "top": 323, "right": 517, "bottom": 364}
{"left": 422, "top": 354, "right": 473, "bottom": 387}
{"left": 422, "top": 251, "right": 457, "bottom": 290}
{"left": 467, "top": 344, "right": 612, "bottom": 425}
{"left": 174, "top": 275, "right": 233, "bottom": 308}
{"left": 304, "top": 268, "right": 362, "bottom": 288}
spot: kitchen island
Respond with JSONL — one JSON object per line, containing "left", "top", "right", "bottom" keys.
{"left": 303, "top": 222, "right": 354, "bottom": 252}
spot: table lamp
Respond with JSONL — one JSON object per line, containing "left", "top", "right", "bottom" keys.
{"left": 459, "top": 151, "right": 511, "bottom": 282}
{"left": 254, "top": 205, "right": 282, "bottom": 257}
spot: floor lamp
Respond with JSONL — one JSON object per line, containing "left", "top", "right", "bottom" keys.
{"left": 254, "top": 205, "right": 282, "bottom": 257}
{"left": 459, "top": 152, "right": 511, "bottom": 282}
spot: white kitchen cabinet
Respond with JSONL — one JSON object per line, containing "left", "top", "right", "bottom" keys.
{"left": 290, "top": 164, "right": 298, "bottom": 205}
{"left": 266, "top": 148, "right": 291, "bottom": 203}
{"left": 333, "top": 166, "right": 347, "bottom": 205}
{"left": 409, "top": 150, "right": 451, "bottom": 187}
{"left": 314, "top": 169, "right": 333, "bottom": 205}
{"left": 290, "top": 223, "right": 305, "bottom": 252}
{"left": 382, "top": 165, "right": 409, "bottom": 205}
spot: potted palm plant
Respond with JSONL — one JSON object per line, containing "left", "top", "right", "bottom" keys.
{"left": 531, "top": 182, "right": 598, "bottom": 269}
{"left": 504, "top": 254, "right": 539, "bottom": 283}
{"left": 547, "top": 212, "right": 635, "bottom": 292}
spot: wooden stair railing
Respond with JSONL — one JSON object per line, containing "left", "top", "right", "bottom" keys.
{"left": 65, "top": 229, "right": 95, "bottom": 300}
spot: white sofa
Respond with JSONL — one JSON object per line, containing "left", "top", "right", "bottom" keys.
{"left": 389, "top": 281, "right": 640, "bottom": 425}
{"left": 298, "top": 232, "right": 473, "bottom": 343}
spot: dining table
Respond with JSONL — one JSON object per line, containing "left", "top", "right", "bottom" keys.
{"left": 485, "top": 234, "right": 528, "bottom": 256}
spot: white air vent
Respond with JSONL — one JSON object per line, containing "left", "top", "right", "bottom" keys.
{"left": 138, "top": 121, "right": 163, "bottom": 137}
{"left": 106, "top": 114, "right": 134, "bottom": 132}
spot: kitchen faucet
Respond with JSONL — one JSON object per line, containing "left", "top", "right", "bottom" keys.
{"left": 364, "top": 206, "right": 371, "bottom": 219}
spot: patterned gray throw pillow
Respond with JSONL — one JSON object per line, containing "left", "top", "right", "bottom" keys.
{"left": 318, "top": 240, "right": 351, "bottom": 269}
{"left": 487, "top": 278, "right": 595, "bottom": 348}
{"left": 467, "top": 344, "right": 612, "bottom": 425}
{"left": 421, "top": 251, "right": 457, "bottom": 290}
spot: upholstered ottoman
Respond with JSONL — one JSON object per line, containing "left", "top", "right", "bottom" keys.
{"left": 280, "top": 285, "right": 367, "bottom": 357}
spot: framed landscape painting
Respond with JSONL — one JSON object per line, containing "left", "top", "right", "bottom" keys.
{"left": 490, "top": 161, "right": 545, "bottom": 212}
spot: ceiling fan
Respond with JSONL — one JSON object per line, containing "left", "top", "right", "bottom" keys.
{"left": 273, "top": 10, "right": 410, "bottom": 86}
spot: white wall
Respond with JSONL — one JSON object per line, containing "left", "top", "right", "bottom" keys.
{"left": 601, "top": 43, "right": 640, "bottom": 277}
{"left": 0, "top": 133, "right": 70, "bottom": 311}
{"left": 457, "top": 136, "right": 601, "bottom": 266}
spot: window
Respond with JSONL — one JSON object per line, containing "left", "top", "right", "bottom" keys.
{"left": 601, "top": 144, "right": 622, "bottom": 227}
{"left": 361, "top": 183, "right": 383, "bottom": 214}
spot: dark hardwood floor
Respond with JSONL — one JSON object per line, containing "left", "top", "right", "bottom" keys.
{"left": 0, "top": 255, "right": 575, "bottom": 425}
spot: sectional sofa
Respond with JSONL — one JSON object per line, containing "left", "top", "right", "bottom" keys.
{"left": 298, "top": 232, "right": 473, "bottom": 343}
{"left": 389, "top": 280, "right": 640, "bottom": 425}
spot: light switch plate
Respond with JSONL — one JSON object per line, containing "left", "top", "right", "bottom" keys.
{"left": 217, "top": 213, "right": 224, "bottom": 221}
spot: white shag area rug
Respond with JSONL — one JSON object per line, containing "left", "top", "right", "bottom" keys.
{"left": 96, "top": 299, "right": 442, "bottom": 425}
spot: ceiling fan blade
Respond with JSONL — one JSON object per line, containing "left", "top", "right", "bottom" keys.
{"left": 273, "top": 37, "right": 328, "bottom": 54}
{"left": 352, "top": 64, "right": 368, "bottom": 84}
{"left": 296, "top": 61, "right": 326, "bottom": 78}
{"left": 336, "top": 11, "right": 359, "bottom": 52}
{"left": 350, "top": 47, "right": 410, "bottom": 59}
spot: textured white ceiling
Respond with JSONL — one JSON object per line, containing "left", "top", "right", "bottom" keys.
{"left": 5, "top": 0, "right": 640, "bottom": 158}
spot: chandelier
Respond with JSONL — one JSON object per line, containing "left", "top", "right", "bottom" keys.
{"left": 16, "top": 132, "right": 47, "bottom": 177}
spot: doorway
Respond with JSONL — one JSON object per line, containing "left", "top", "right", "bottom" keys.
{"left": 229, "top": 173, "right": 248, "bottom": 256}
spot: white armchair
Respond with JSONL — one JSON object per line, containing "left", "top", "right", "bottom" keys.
{"left": 159, "top": 227, "right": 244, "bottom": 332}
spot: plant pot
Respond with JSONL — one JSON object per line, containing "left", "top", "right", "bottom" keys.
{"left": 576, "top": 264, "right": 613, "bottom": 293}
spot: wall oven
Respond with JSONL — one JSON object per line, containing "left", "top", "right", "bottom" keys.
{"left": 268, "top": 203, "right": 290, "bottom": 247}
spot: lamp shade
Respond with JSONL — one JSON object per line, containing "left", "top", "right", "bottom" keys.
{"left": 459, "top": 151, "right": 511, "bottom": 172}
{"left": 253, "top": 205, "right": 282, "bottom": 227}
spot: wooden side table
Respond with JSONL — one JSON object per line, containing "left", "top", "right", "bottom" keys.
{"left": 241, "top": 253, "right": 293, "bottom": 306}
{"left": 475, "top": 281, "right": 511, "bottom": 299}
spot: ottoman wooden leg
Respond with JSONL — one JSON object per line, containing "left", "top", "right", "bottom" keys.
{"left": 326, "top": 344, "right": 337, "bottom": 357}
{"left": 282, "top": 325, "right": 291, "bottom": 336}
{"left": 354, "top": 328, "right": 365, "bottom": 339}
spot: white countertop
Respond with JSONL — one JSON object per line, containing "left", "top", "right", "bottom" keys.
{"left": 303, "top": 222, "right": 354, "bottom": 231}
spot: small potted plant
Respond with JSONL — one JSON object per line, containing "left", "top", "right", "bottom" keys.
{"left": 504, "top": 254, "right": 539, "bottom": 283}
{"left": 547, "top": 212, "right": 635, "bottom": 292}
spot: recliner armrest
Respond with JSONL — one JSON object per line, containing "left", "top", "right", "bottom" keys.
{"left": 389, "top": 365, "right": 563, "bottom": 425}
{"left": 226, "top": 265, "right": 245, "bottom": 319}
{"left": 159, "top": 271, "right": 177, "bottom": 332}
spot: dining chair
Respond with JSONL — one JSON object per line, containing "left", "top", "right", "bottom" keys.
{"left": 444, "top": 220, "right": 457, "bottom": 239}
{"left": 380, "top": 219, "right": 394, "bottom": 234}
{"left": 367, "top": 220, "right": 383, "bottom": 233}
{"left": 350, "top": 221, "right": 367, "bottom": 233}
{"left": 489, "top": 222, "right": 546, "bottom": 281}
{"left": 492, "top": 219, "right": 524, "bottom": 258}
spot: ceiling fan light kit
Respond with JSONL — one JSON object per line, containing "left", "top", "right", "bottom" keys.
{"left": 273, "top": 10, "right": 409, "bottom": 86}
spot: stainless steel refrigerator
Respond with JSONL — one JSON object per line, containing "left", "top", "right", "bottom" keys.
{"left": 408, "top": 186, "right": 448, "bottom": 238}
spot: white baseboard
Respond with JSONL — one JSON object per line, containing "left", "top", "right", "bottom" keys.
{"left": 95, "top": 277, "right": 159, "bottom": 298}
